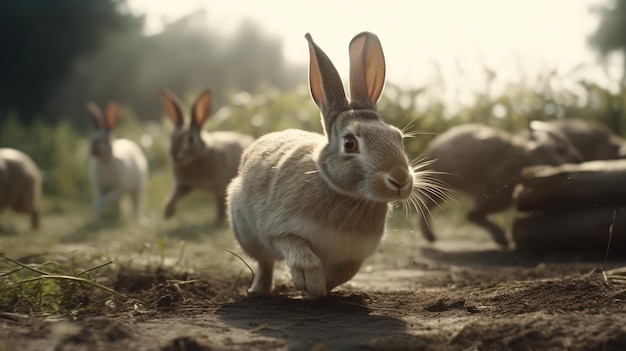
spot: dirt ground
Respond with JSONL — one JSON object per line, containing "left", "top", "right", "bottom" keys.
{"left": 2, "top": 234, "right": 626, "bottom": 351}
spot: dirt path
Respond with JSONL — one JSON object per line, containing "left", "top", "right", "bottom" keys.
{"left": 3, "top": 241, "right": 626, "bottom": 351}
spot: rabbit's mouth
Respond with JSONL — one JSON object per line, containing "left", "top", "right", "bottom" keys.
{"left": 91, "top": 148, "right": 112, "bottom": 159}
{"left": 368, "top": 169, "right": 414, "bottom": 202}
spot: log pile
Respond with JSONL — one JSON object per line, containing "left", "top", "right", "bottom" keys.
{"left": 512, "top": 160, "right": 626, "bottom": 251}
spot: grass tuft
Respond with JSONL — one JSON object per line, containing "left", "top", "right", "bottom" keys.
{"left": 0, "top": 253, "right": 122, "bottom": 317}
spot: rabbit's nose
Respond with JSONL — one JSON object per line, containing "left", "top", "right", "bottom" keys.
{"left": 386, "top": 166, "right": 412, "bottom": 190}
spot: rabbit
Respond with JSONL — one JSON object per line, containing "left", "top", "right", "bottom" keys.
{"left": 226, "top": 32, "right": 421, "bottom": 299}
{"left": 87, "top": 101, "right": 148, "bottom": 221}
{"left": 161, "top": 89, "right": 254, "bottom": 225}
{"left": 0, "top": 148, "right": 42, "bottom": 230}
{"left": 416, "top": 122, "right": 582, "bottom": 248}
{"left": 543, "top": 118, "right": 626, "bottom": 161}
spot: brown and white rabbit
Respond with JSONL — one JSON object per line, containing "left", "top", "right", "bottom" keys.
{"left": 161, "top": 89, "right": 254, "bottom": 224}
{"left": 87, "top": 102, "right": 148, "bottom": 221}
{"left": 227, "top": 32, "right": 419, "bottom": 298}
{"left": 416, "top": 122, "right": 582, "bottom": 248}
{"left": 0, "top": 148, "right": 42, "bottom": 229}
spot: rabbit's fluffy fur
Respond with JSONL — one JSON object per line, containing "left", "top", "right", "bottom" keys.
{"left": 416, "top": 122, "right": 582, "bottom": 248}
{"left": 161, "top": 89, "right": 254, "bottom": 224}
{"left": 87, "top": 102, "right": 148, "bottom": 221}
{"left": 227, "top": 32, "right": 417, "bottom": 298}
{"left": 0, "top": 148, "right": 42, "bottom": 229}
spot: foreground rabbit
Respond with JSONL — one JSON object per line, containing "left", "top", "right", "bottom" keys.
{"left": 87, "top": 102, "right": 148, "bottom": 221}
{"left": 0, "top": 148, "right": 42, "bottom": 229}
{"left": 417, "top": 122, "right": 582, "bottom": 248}
{"left": 227, "top": 32, "right": 417, "bottom": 298}
{"left": 161, "top": 89, "right": 254, "bottom": 224}
{"left": 545, "top": 118, "right": 626, "bottom": 161}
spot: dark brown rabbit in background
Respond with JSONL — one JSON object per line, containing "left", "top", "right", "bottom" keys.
{"left": 416, "top": 122, "right": 582, "bottom": 248}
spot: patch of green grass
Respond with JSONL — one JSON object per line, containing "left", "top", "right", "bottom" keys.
{"left": 0, "top": 191, "right": 247, "bottom": 318}
{"left": 0, "top": 252, "right": 121, "bottom": 317}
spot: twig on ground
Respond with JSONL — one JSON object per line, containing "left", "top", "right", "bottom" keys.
{"left": 224, "top": 249, "right": 254, "bottom": 292}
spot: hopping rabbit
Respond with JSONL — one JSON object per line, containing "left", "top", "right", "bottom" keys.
{"left": 227, "top": 32, "right": 420, "bottom": 298}
{"left": 161, "top": 89, "right": 254, "bottom": 225}
{"left": 87, "top": 102, "right": 148, "bottom": 221}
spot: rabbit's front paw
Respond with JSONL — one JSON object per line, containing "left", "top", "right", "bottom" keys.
{"left": 289, "top": 253, "right": 326, "bottom": 299}
{"left": 247, "top": 261, "right": 274, "bottom": 295}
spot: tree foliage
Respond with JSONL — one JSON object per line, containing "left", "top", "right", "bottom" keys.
{"left": 588, "top": 0, "right": 626, "bottom": 86}
{"left": 0, "top": 0, "right": 143, "bottom": 124}
{"left": 51, "top": 12, "right": 306, "bottom": 131}
{"left": 589, "top": 0, "right": 626, "bottom": 55}
{"left": 0, "top": 1, "right": 305, "bottom": 129}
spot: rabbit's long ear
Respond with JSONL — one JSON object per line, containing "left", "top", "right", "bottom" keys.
{"left": 349, "top": 32, "right": 385, "bottom": 108}
{"left": 161, "top": 89, "right": 184, "bottom": 128}
{"left": 305, "top": 33, "right": 348, "bottom": 133}
{"left": 86, "top": 102, "right": 104, "bottom": 129}
{"left": 191, "top": 90, "right": 212, "bottom": 129}
{"left": 105, "top": 102, "right": 119, "bottom": 131}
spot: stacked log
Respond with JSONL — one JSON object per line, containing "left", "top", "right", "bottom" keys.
{"left": 512, "top": 160, "right": 626, "bottom": 251}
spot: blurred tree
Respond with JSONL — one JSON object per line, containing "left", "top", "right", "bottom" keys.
{"left": 0, "top": 0, "right": 143, "bottom": 125}
{"left": 589, "top": 0, "right": 626, "bottom": 83}
{"left": 588, "top": 0, "right": 626, "bottom": 132}
{"left": 49, "top": 11, "right": 306, "bottom": 130}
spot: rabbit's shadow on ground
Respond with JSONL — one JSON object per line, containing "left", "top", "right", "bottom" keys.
{"left": 217, "top": 292, "right": 422, "bottom": 351}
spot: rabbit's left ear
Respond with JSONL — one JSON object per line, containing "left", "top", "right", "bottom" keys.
{"left": 349, "top": 32, "right": 386, "bottom": 108}
{"left": 105, "top": 102, "right": 119, "bottom": 130}
{"left": 86, "top": 102, "right": 104, "bottom": 129}
{"left": 305, "top": 33, "right": 349, "bottom": 133}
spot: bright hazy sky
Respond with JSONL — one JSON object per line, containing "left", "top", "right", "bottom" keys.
{"left": 126, "top": 0, "right": 620, "bottom": 93}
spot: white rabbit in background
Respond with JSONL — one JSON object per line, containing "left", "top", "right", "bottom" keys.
{"left": 86, "top": 101, "right": 148, "bottom": 222}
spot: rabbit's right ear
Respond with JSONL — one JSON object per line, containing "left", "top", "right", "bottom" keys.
{"left": 161, "top": 89, "right": 184, "bottom": 128}
{"left": 105, "top": 102, "right": 119, "bottom": 130}
{"left": 191, "top": 90, "right": 212, "bottom": 129}
{"left": 86, "top": 102, "right": 103, "bottom": 129}
{"left": 305, "top": 33, "right": 349, "bottom": 134}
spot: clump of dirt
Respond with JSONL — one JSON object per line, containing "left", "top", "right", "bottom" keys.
{"left": 107, "top": 266, "right": 246, "bottom": 317}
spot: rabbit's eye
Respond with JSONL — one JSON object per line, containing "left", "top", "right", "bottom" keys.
{"left": 343, "top": 135, "right": 359, "bottom": 153}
